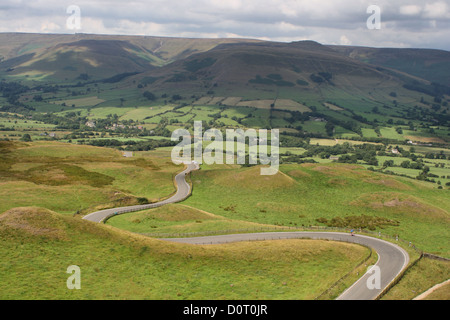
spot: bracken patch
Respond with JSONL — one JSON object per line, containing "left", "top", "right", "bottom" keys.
{"left": 0, "top": 207, "right": 68, "bottom": 240}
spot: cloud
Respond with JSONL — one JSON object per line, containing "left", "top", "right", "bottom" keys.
{"left": 399, "top": 5, "right": 422, "bottom": 16}
{"left": 423, "top": 1, "right": 450, "bottom": 19}
{"left": 339, "top": 35, "right": 352, "bottom": 45}
{"left": 0, "top": 0, "right": 449, "bottom": 50}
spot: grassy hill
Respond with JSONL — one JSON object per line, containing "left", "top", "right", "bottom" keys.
{"left": 0, "top": 33, "right": 261, "bottom": 83}
{"left": 126, "top": 40, "right": 421, "bottom": 100}
{"left": 330, "top": 45, "right": 450, "bottom": 87}
{"left": 0, "top": 206, "right": 371, "bottom": 300}
{"left": 0, "top": 140, "right": 181, "bottom": 214}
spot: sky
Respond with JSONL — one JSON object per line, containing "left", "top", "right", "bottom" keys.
{"left": 0, "top": 0, "right": 449, "bottom": 50}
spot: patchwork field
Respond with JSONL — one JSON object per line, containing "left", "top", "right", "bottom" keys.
{"left": 53, "top": 96, "right": 106, "bottom": 108}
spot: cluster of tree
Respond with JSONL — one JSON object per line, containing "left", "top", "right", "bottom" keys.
{"left": 424, "top": 151, "right": 448, "bottom": 160}
{"left": 86, "top": 139, "right": 124, "bottom": 147}
{"left": 151, "top": 118, "right": 172, "bottom": 137}
{"left": 336, "top": 144, "right": 381, "bottom": 166}
{"left": 280, "top": 141, "right": 382, "bottom": 166}
{"left": 183, "top": 58, "right": 217, "bottom": 73}
{"left": 279, "top": 154, "right": 318, "bottom": 164}
{"left": 405, "top": 106, "right": 449, "bottom": 126}
{"left": 143, "top": 91, "right": 156, "bottom": 101}
{"left": 84, "top": 138, "right": 176, "bottom": 151}
{"left": 403, "top": 81, "right": 450, "bottom": 98}
{"left": 0, "top": 81, "right": 36, "bottom": 113}
{"left": 33, "top": 84, "right": 59, "bottom": 93}
{"left": 122, "top": 139, "right": 176, "bottom": 151}
{"left": 102, "top": 72, "right": 140, "bottom": 84}
{"left": 31, "top": 112, "right": 84, "bottom": 130}
{"left": 309, "top": 72, "right": 333, "bottom": 85}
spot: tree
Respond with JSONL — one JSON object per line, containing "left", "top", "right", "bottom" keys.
{"left": 325, "top": 121, "right": 335, "bottom": 136}
{"left": 20, "top": 134, "right": 32, "bottom": 142}
{"left": 143, "top": 91, "right": 156, "bottom": 101}
{"left": 383, "top": 160, "right": 394, "bottom": 167}
{"left": 401, "top": 160, "right": 411, "bottom": 168}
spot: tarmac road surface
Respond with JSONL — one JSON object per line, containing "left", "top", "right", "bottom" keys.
{"left": 82, "top": 161, "right": 199, "bottom": 223}
{"left": 162, "top": 232, "right": 410, "bottom": 300}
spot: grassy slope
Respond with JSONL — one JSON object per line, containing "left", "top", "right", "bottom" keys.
{"left": 381, "top": 257, "right": 450, "bottom": 300}
{"left": 0, "top": 141, "right": 181, "bottom": 214}
{"left": 106, "top": 203, "right": 291, "bottom": 235}
{"left": 0, "top": 33, "right": 262, "bottom": 83}
{"left": 421, "top": 282, "right": 450, "bottom": 300}
{"left": 0, "top": 207, "right": 369, "bottom": 300}
{"left": 179, "top": 163, "right": 449, "bottom": 257}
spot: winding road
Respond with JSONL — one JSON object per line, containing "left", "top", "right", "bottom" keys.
{"left": 164, "top": 232, "right": 409, "bottom": 300}
{"left": 82, "top": 162, "right": 410, "bottom": 300}
{"left": 82, "top": 161, "right": 199, "bottom": 223}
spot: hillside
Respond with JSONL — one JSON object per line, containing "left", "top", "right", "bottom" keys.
{"left": 0, "top": 33, "right": 261, "bottom": 82}
{"left": 1, "top": 33, "right": 449, "bottom": 123}
{"left": 0, "top": 206, "right": 371, "bottom": 299}
{"left": 125, "top": 40, "right": 424, "bottom": 100}
{"left": 330, "top": 45, "right": 450, "bottom": 87}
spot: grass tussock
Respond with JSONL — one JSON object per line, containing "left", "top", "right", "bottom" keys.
{"left": 0, "top": 207, "right": 68, "bottom": 240}
{"left": 210, "top": 166, "right": 295, "bottom": 190}
{"left": 22, "top": 164, "right": 114, "bottom": 187}
{"left": 316, "top": 215, "right": 400, "bottom": 231}
{"left": 350, "top": 193, "right": 449, "bottom": 220}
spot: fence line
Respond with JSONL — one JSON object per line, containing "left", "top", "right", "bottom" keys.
{"left": 376, "top": 253, "right": 424, "bottom": 300}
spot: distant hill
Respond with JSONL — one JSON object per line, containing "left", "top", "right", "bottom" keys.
{"left": 329, "top": 45, "right": 450, "bottom": 86}
{"left": 116, "top": 39, "right": 448, "bottom": 118}
{"left": 0, "top": 33, "right": 261, "bottom": 82}
{"left": 0, "top": 32, "right": 449, "bottom": 134}
{"left": 127, "top": 40, "right": 418, "bottom": 95}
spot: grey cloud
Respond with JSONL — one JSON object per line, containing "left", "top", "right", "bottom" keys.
{"left": 0, "top": 0, "right": 449, "bottom": 50}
